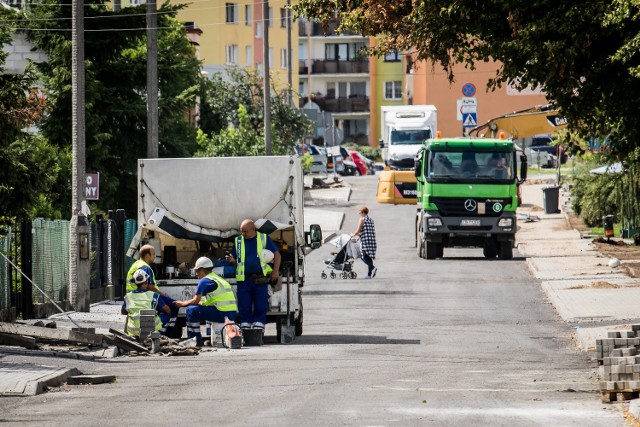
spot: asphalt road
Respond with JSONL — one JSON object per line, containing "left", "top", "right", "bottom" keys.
{"left": 0, "top": 175, "right": 624, "bottom": 426}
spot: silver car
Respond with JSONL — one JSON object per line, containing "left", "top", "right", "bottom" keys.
{"left": 295, "top": 144, "right": 327, "bottom": 174}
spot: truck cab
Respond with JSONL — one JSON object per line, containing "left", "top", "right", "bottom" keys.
{"left": 415, "top": 137, "right": 527, "bottom": 260}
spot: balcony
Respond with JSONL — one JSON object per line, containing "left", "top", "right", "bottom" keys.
{"left": 299, "top": 95, "right": 370, "bottom": 113}
{"left": 298, "top": 21, "right": 307, "bottom": 37}
{"left": 310, "top": 20, "right": 361, "bottom": 37}
{"left": 310, "top": 59, "right": 369, "bottom": 74}
{"left": 298, "top": 60, "right": 308, "bottom": 75}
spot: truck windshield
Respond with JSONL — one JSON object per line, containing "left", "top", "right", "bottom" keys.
{"left": 427, "top": 151, "right": 514, "bottom": 182}
{"left": 390, "top": 129, "right": 432, "bottom": 145}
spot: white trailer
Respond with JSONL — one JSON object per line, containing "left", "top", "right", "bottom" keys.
{"left": 127, "top": 156, "right": 322, "bottom": 343}
{"left": 380, "top": 105, "right": 437, "bottom": 170}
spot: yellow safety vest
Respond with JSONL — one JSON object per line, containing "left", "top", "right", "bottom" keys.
{"left": 126, "top": 260, "right": 158, "bottom": 293}
{"left": 234, "top": 232, "right": 272, "bottom": 281}
{"left": 124, "top": 291, "right": 162, "bottom": 337}
{"left": 200, "top": 272, "right": 238, "bottom": 312}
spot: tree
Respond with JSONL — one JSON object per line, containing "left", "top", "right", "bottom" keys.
{"left": 0, "top": 7, "right": 63, "bottom": 223}
{"left": 198, "top": 67, "right": 312, "bottom": 157}
{"left": 294, "top": 1, "right": 640, "bottom": 159}
{"left": 24, "top": 0, "right": 202, "bottom": 216}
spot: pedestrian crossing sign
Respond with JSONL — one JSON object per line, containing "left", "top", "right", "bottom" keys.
{"left": 462, "top": 112, "right": 477, "bottom": 128}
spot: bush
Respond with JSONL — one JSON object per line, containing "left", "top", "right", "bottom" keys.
{"left": 342, "top": 142, "right": 381, "bottom": 161}
{"left": 300, "top": 153, "right": 313, "bottom": 174}
{"left": 572, "top": 173, "right": 619, "bottom": 227}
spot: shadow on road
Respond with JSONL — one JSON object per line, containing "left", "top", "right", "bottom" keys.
{"left": 263, "top": 335, "right": 421, "bottom": 345}
{"left": 304, "top": 290, "right": 419, "bottom": 296}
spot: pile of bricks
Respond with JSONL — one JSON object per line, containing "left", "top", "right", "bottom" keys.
{"left": 597, "top": 325, "right": 640, "bottom": 402}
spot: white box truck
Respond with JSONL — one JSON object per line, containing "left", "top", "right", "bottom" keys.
{"left": 380, "top": 105, "right": 437, "bottom": 170}
{"left": 126, "top": 156, "right": 322, "bottom": 343}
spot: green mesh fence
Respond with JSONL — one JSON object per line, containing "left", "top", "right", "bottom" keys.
{"left": 124, "top": 219, "right": 137, "bottom": 274}
{"left": 31, "top": 219, "right": 69, "bottom": 303}
{"left": 0, "top": 227, "right": 11, "bottom": 309}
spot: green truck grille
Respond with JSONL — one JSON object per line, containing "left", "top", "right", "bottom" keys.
{"left": 430, "top": 197, "right": 512, "bottom": 217}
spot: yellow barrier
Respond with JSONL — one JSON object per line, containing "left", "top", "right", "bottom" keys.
{"left": 376, "top": 171, "right": 418, "bottom": 204}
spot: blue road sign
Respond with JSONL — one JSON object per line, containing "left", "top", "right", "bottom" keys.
{"left": 462, "top": 83, "right": 476, "bottom": 97}
{"left": 462, "top": 112, "right": 477, "bottom": 128}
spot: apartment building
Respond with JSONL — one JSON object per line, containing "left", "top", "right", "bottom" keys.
{"left": 298, "top": 18, "right": 370, "bottom": 145}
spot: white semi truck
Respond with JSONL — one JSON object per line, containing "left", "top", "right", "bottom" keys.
{"left": 126, "top": 156, "right": 322, "bottom": 343}
{"left": 380, "top": 105, "right": 437, "bottom": 170}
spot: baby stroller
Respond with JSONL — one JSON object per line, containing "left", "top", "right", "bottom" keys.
{"left": 321, "top": 234, "right": 361, "bottom": 279}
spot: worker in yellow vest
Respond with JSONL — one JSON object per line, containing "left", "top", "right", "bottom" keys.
{"left": 225, "top": 219, "right": 280, "bottom": 330}
{"left": 126, "top": 244, "right": 179, "bottom": 337}
{"left": 174, "top": 257, "right": 239, "bottom": 346}
{"left": 121, "top": 269, "right": 170, "bottom": 338}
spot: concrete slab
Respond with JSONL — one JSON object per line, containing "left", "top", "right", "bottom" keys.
{"left": 0, "top": 362, "right": 79, "bottom": 396}
{"left": 304, "top": 186, "right": 351, "bottom": 203}
{"left": 518, "top": 239, "right": 596, "bottom": 257}
{"left": 527, "top": 255, "right": 622, "bottom": 280}
{"left": 541, "top": 282, "right": 640, "bottom": 322}
{"left": 304, "top": 207, "right": 345, "bottom": 243}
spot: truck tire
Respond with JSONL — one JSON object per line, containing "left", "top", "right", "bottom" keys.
{"left": 426, "top": 241, "right": 438, "bottom": 260}
{"left": 483, "top": 242, "right": 498, "bottom": 258}
{"left": 437, "top": 244, "right": 444, "bottom": 259}
{"left": 295, "top": 302, "right": 303, "bottom": 336}
{"left": 417, "top": 236, "right": 425, "bottom": 258}
{"left": 498, "top": 242, "right": 513, "bottom": 260}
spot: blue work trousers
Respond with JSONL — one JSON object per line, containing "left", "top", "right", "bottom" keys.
{"left": 185, "top": 305, "right": 237, "bottom": 340}
{"left": 158, "top": 295, "right": 179, "bottom": 336}
{"left": 236, "top": 279, "right": 269, "bottom": 325}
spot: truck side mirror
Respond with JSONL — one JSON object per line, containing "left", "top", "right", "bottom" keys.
{"left": 520, "top": 154, "right": 528, "bottom": 182}
{"left": 307, "top": 224, "right": 322, "bottom": 249}
{"left": 414, "top": 159, "right": 421, "bottom": 178}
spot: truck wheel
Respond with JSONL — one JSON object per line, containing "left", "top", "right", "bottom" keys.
{"left": 417, "top": 236, "right": 425, "bottom": 258}
{"left": 498, "top": 242, "right": 513, "bottom": 260}
{"left": 426, "top": 241, "right": 438, "bottom": 260}
{"left": 437, "top": 244, "right": 444, "bottom": 259}
{"left": 295, "top": 300, "right": 303, "bottom": 336}
{"left": 483, "top": 243, "right": 498, "bottom": 258}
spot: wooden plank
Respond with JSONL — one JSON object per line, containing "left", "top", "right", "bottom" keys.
{"left": 112, "top": 335, "right": 149, "bottom": 354}
{"left": 0, "top": 322, "right": 103, "bottom": 346}
{"left": 0, "top": 332, "right": 37, "bottom": 349}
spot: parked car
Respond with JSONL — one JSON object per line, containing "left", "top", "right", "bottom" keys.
{"left": 529, "top": 134, "right": 567, "bottom": 164}
{"left": 295, "top": 144, "right": 327, "bottom": 174}
{"left": 348, "top": 151, "right": 371, "bottom": 176}
{"left": 525, "top": 146, "right": 557, "bottom": 168}
{"left": 317, "top": 146, "right": 344, "bottom": 174}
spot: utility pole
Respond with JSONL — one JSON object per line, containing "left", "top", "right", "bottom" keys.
{"left": 263, "top": 0, "right": 272, "bottom": 155}
{"left": 147, "top": 0, "right": 159, "bottom": 158}
{"left": 286, "top": 0, "right": 292, "bottom": 107}
{"left": 70, "top": 0, "right": 90, "bottom": 312}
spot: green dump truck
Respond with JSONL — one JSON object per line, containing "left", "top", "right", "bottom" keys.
{"left": 414, "top": 136, "right": 527, "bottom": 260}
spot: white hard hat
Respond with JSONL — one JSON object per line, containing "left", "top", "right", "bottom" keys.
{"left": 261, "top": 249, "right": 274, "bottom": 264}
{"left": 194, "top": 256, "right": 214, "bottom": 270}
{"left": 132, "top": 269, "right": 150, "bottom": 285}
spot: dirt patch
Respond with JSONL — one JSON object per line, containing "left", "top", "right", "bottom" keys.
{"left": 566, "top": 212, "right": 591, "bottom": 234}
{"left": 594, "top": 240, "right": 640, "bottom": 262}
{"left": 567, "top": 281, "right": 621, "bottom": 290}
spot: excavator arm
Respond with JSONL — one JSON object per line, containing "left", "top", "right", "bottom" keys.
{"left": 468, "top": 104, "right": 567, "bottom": 139}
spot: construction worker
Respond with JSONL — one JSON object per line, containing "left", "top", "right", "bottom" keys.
{"left": 121, "top": 269, "right": 170, "bottom": 338}
{"left": 126, "top": 244, "right": 179, "bottom": 337}
{"left": 225, "top": 219, "right": 280, "bottom": 330}
{"left": 174, "top": 257, "right": 239, "bottom": 346}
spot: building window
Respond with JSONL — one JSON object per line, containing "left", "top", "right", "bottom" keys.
{"left": 225, "top": 44, "right": 238, "bottom": 65}
{"left": 384, "top": 81, "right": 402, "bottom": 100}
{"left": 280, "top": 48, "right": 288, "bottom": 68}
{"left": 256, "top": 22, "right": 263, "bottom": 39}
{"left": 280, "top": 8, "right": 287, "bottom": 28}
{"left": 384, "top": 51, "right": 401, "bottom": 62}
{"left": 245, "top": 4, "right": 251, "bottom": 26}
{"left": 325, "top": 43, "right": 349, "bottom": 61}
{"left": 225, "top": 3, "right": 238, "bottom": 24}
{"left": 245, "top": 46, "right": 253, "bottom": 66}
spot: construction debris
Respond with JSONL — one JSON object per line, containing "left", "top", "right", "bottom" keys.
{"left": 0, "top": 332, "right": 37, "bottom": 349}
{"left": 0, "top": 322, "right": 103, "bottom": 346}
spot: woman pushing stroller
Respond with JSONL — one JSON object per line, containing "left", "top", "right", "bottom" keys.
{"left": 352, "top": 206, "right": 377, "bottom": 279}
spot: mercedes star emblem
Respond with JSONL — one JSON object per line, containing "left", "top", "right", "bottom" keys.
{"left": 464, "top": 199, "right": 477, "bottom": 211}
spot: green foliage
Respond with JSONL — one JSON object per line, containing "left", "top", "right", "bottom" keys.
{"left": 572, "top": 173, "right": 620, "bottom": 227}
{"left": 300, "top": 153, "right": 313, "bottom": 173}
{"left": 25, "top": 0, "right": 202, "bottom": 215}
{"left": 198, "top": 67, "right": 312, "bottom": 157}
{"left": 294, "top": 1, "right": 640, "bottom": 160}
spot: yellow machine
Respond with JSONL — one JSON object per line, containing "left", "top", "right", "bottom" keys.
{"left": 376, "top": 104, "right": 568, "bottom": 204}
{"left": 376, "top": 170, "right": 418, "bottom": 204}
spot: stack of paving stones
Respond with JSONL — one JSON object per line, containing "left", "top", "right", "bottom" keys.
{"left": 597, "top": 325, "right": 640, "bottom": 402}
{"left": 138, "top": 310, "right": 156, "bottom": 344}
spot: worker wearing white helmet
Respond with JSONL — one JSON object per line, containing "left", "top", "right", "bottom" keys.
{"left": 174, "top": 256, "right": 238, "bottom": 345}
{"left": 121, "top": 268, "right": 171, "bottom": 338}
{"left": 225, "top": 219, "right": 280, "bottom": 330}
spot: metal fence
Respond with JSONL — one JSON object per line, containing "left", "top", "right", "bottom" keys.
{"left": 0, "top": 214, "right": 136, "bottom": 319}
